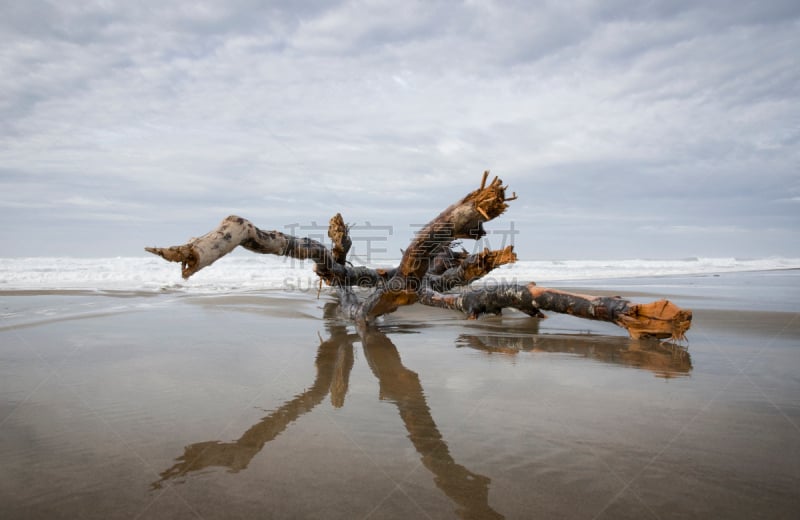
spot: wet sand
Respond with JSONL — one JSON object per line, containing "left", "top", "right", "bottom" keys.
{"left": 1, "top": 271, "right": 798, "bottom": 519}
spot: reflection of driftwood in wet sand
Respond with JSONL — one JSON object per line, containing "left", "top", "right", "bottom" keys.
{"left": 153, "top": 305, "right": 502, "bottom": 519}
{"left": 458, "top": 333, "right": 692, "bottom": 379}
{"left": 362, "top": 331, "right": 503, "bottom": 520}
{"left": 153, "top": 325, "right": 356, "bottom": 485}
{"left": 152, "top": 304, "right": 693, "bottom": 515}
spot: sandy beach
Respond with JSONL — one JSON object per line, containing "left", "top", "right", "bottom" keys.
{"left": 1, "top": 270, "right": 798, "bottom": 519}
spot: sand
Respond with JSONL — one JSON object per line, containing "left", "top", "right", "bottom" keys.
{"left": 1, "top": 270, "right": 798, "bottom": 519}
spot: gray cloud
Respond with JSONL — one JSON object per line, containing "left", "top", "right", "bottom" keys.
{"left": 1, "top": 0, "right": 798, "bottom": 258}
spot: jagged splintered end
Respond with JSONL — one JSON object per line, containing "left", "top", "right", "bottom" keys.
{"left": 327, "top": 213, "right": 351, "bottom": 266}
{"left": 461, "top": 246, "right": 517, "bottom": 280}
{"left": 145, "top": 246, "right": 199, "bottom": 279}
{"left": 466, "top": 170, "right": 511, "bottom": 221}
{"left": 617, "top": 299, "right": 693, "bottom": 341}
{"left": 484, "top": 245, "right": 517, "bottom": 267}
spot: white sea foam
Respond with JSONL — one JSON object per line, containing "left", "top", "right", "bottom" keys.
{"left": 0, "top": 256, "right": 798, "bottom": 293}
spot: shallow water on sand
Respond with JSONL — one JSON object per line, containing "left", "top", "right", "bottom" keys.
{"left": 0, "top": 272, "right": 798, "bottom": 519}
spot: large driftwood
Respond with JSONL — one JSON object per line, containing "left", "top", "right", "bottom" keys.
{"left": 146, "top": 172, "right": 692, "bottom": 340}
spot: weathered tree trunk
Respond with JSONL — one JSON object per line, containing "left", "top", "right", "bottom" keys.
{"left": 146, "top": 171, "right": 692, "bottom": 341}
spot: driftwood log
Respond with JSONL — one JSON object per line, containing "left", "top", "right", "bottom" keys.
{"left": 146, "top": 172, "right": 691, "bottom": 340}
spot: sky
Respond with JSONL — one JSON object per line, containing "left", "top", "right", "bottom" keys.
{"left": 1, "top": 0, "right": 798, "bottom": 261}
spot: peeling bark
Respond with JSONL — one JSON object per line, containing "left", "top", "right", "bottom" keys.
{"left": 145, "top": 171, "right": 692, "bottom": 341}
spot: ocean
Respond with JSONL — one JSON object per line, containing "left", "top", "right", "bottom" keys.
{"left": 1, "top": 255, "right": 797, "bottom": 293}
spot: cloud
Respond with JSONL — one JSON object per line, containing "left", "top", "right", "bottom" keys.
{"left": 0, "top": 1, "right": 798, "bottom": 258}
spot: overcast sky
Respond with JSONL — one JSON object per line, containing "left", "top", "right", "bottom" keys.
{"left": 1, "top": 0, "right": 798, "bottom": 260}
